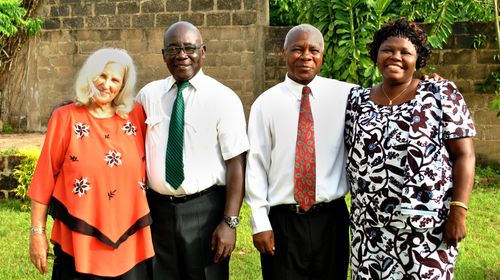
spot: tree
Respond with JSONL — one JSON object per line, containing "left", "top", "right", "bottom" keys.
{"left": 0, "top": 0, "right": 42, "bottom": 71}
{"left": 0, "top": 0, "right": 43, "bottom": 130}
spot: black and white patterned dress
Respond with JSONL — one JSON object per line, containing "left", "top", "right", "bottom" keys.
{"left": 344, "top": 80, "right": 476, "bottom": 279}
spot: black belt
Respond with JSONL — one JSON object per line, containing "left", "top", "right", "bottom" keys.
{"left": 274, "top": 197, "right": 344, "bottom": 215}
{"left": 149, "top": 185, "right": 220, "bottom": 203}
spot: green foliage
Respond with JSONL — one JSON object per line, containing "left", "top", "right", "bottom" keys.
{"left": 2, "top": 122, "right": 14, "bottom": 133}
{"left": 400, "top": 0, "right": 493, "bottom": 48}
{"left": 404, "top": 0, "right": 457, "bottom": 48}
{"left": 472, "top": 34, "right": 488, "bottom": 49}
{"left": 270, "top": 0, "right": 494, "bottom": 87}
{"left": 269, "top": 0, "right": 301, "bottom": 26}
{"left": 475, "top": 164, "right": 500, "bottom": 177}
{"left": 0, "top": 147, "right": 17, "bottom": 156}
{"left": 11, "top": 147, "right": 40, "bottom": 211}
{"left": 479, "top": 70, "right": 500, "bottom": 94}
{"left": 490, "top": 97, "right": 500, "bottom": 116}
{"left": 0, "top": 0, "right": 43, "bottom": 127}
{"left": 477, "top": 69, "right": 500, "bottom": 116}
{"left": 0, "top": 0, "right": 43, "bottom": 46}
{"left": 304, "top": 0, "right": 397, "bottom": 86}
{"left": 474, "top": 164, "right": 500, "bottom": 189}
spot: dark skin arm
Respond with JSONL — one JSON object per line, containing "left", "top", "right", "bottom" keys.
{"left": 211, "top": 153, "right": 246, "bottom": 263}
{"left": 444, "top": 137, "right": 475, "bottom": 248}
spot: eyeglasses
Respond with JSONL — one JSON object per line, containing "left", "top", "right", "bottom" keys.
{"left": 163, "top": 45, "right": 204, "bottom": 55}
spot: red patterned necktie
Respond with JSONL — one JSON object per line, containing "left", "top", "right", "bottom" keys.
{"left": 294, "top": 86, "right": 316, "bottom": 212}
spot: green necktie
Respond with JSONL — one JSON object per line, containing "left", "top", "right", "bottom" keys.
{"left": 165, "top": 81, "right": 190, "bottom": 189}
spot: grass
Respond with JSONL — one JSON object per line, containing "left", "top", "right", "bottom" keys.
{"left": 230, "top": 203, "right": 262, "bottom": 279}
{"left": 0, "top": 200, "right": 53, "bottom": 280}
{"left": 1, "top": 183, "right": 498, "bottom": 279}
{"left": 455, "top": 186, "right": 500, "bottom": 279}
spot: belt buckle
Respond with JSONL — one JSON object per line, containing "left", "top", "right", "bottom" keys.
{"left": 168, "top": 194, "right": 187, "bottom": 202}
{"left": 294, "top": 204, "right": 304, "bottom": 214}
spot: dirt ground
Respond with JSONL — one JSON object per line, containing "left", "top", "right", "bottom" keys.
{"left": 0, "top": 133, "right": 45, "bottom": 151}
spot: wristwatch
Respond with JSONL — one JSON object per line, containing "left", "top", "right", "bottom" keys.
{"left": 223, "top": 215, "right": 240, "bottom": 229}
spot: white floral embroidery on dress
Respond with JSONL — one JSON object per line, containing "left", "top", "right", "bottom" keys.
{"left": 104, "top": 150, "right": 122, "bottom": 167}
{"left": 138, "top": 179, "right": 147, "bottom": 193}
{"left": 73, "top": 122, "right": 90, "bottom": 139}
{"left": 121, "top": 121, "right": 137, "bottom": 136}
{"left": 73, "top": 177, "right": 91, "bottom": 197}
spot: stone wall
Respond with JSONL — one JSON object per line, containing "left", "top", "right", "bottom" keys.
{"left": 27, "top": 0, "right": 268, "bottom": 128}
{"left": 263, "top": 22, "right": 500, "bottom": 165}
{"left": 7, "top": 1, "right": 500, "bottom": 164}
{"left": 429, "top": 23, "right": 500, "bottom": 165}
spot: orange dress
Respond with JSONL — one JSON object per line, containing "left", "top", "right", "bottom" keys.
{"left": 28, "top": 103, "right": 154, "bottom": 277}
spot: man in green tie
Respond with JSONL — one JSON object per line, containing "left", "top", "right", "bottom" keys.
{"left": 136, "top": 21, "right": 249, "bottom": 280}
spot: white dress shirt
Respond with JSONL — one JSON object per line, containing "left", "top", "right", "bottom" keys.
{"left": 245, "top": 74, "right": 356, "bottom": 234}
{"left": 136, "top": 70, "right": 249, "bottom": 196}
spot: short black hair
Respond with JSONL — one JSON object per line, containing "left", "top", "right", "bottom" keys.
{"left": 369, "top": 18, "right": 432, "bottom": 69}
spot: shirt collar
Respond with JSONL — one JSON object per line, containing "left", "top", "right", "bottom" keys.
{"left": 166, "top": 69, "right": 205, "bottom": 92}
{"left": 284, "top": 74, "right": 318, "bottom": 100}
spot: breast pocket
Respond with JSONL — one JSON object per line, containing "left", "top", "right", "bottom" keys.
{"left": 144, "top": 115, "right": 168, "bottom": 151}
{"left": 145, "top": 115, "right": 164, "bottom": 127}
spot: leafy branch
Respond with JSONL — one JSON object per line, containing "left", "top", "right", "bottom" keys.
{"left": 270, "top": 0, "right": 494, "bottom": 87}
{"left": 0, "top": 0, "right": 42, "bottom": 68}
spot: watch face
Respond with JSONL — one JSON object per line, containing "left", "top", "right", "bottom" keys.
{"left": 225, "top": 216, "right": 240, "bottom": 228}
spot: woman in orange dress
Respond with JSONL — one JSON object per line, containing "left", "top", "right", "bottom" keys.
{"left": 28, "top": 48, "right": 154, "bottom": 279}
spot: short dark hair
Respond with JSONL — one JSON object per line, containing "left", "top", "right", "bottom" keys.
{"left": 369, "top": 18, "right": 432, "bottom": 69}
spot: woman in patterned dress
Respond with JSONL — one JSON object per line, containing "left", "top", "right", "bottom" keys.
{"left": 28, "top": 48, "right": 154, "bottom": 279}
{"left": 344, "top": 18, "right": 476, "bottom": 279}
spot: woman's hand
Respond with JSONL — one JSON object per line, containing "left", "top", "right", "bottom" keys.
{"left": 29, "top": 233, "right": 49, "bottom": 274}
{"left": 30, "top": 200, "right": 50, "bottom": 274}
{"left": 443, "top": 207, "right": 467, "bottom": 248}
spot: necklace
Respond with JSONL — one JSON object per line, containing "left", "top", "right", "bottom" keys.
{"left": 381, "top": 82, "right": 411, "bottom": 106}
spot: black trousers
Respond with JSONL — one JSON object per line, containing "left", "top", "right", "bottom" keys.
{"left": 51, "top": 243, "right": 152, "bottom": 280}
{"left": 261, "top": 198, "right": 350, "bottom": 280}
{"left": 147, "top": 187, "right": 228, "bottom": 280}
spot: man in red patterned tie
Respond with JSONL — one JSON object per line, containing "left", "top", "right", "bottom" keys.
{"left": 245, "top": 24, "right": 356, "bottom": 279}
